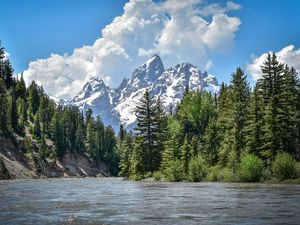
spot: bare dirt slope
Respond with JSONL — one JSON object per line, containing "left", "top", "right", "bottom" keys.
{"left": 0, "top": 136, "right": 110, "bottom": 179}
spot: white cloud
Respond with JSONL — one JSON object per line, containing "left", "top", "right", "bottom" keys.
{"left": 197, "top": 0, "right": 241, "bottom": 17}
{"left": 205, "top": 60, "right": 214, "bottom": 71}
{"left": 4, "top": 51, "right": 10, "bottom": 60}
{"left": 23, "top": 0, "right": 241, "bottom": 100}
{"left": 247, "top": 45, "right": 300, "bottom": 80}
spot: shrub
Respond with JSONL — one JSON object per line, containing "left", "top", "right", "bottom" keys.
{"left": 164, "top": 160, "right": 184, "bottom": 182}
{"left": 0, "top": 157, "right": 11, "bottom": 179}
{"left": 188, "top": 155, "right": 208, "bottom": 182}
{"left": 238, "top": 154, "right": 264, "bottom": 182}
{"left": 272, "top": 152, "right": 296, "bottom": 180}
{"left": 208, "top": 165, "right": 220, "bottom": 182}
{"left": 208, "top": 165, "right": 237, "bottom": 182}
{"left": 129, "top": 173, "right": 144, "bottom": 181}
{"left": 153, "top": 171, "right": 162, "bottom": 181}
{"left": 296, "top": 162, "right": 300, "bottom": 178}
{"left": 218, "top": 167, "right": 237, "bottom": 182}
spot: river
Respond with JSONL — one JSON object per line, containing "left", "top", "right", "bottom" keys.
{"left": 0, "top": 178, "right": 299, "bottom": 224}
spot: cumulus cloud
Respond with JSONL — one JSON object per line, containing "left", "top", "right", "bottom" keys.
{"left": 4, "top": 51, "right": 10, "bottom": 60}
{"left": 24, "top": 0, "right": 241, "bottom": 100}
{"left": 197, "top": 1, "right": 241, "bottom": 17}
{"left": 247, "top": 45, "right": 300, "bottom": 80}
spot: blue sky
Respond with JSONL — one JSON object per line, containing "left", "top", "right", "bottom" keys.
{"left": 0, "top": 0, "right": 127, "bottom": 72}
{"left": 1, "top": 0, "right": 300, "bottom": 99}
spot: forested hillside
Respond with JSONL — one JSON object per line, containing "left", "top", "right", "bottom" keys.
{"left": 0, "top": 42, "right": 119, "bottom": 178}
{"left": 119, "top": 53, "right": 300, "bottom": 182}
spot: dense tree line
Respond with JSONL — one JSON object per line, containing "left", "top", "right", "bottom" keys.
{"left": 0, "top": 42, "right": 119, "bottom": 175}
{"left": 119, "top": 53, "right": 300, "bottom": 181}
{"left": 1, "top": 41, "right": 299, "bottom": 181}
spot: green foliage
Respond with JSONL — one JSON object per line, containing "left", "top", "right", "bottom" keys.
{"left": 202, "top": 118, "right": 220, "bottom": 166}
{"left": 0, "top": 157, "right": 11, "bottom": 179}
{"left": 181, "top": 135, "right": 191, "bottom": 175}
{"left": 296, "top": 162, "right": 300, "bottom": 178}
{"left": 238, "top": 154, "right": 264, "bottom": 182}
{"left": 188, "top": 155, "right": 208, "bottom": 182}
{"left": 164, "top": 160, "right": 184, "bottom": 182}
{"left": 160, "top": 116, "right": 181, "bottom": 172}
{"left": 0, "top": 42, "right": 121, "bottom": 175}
{"left": 272, "top": 152, "right": 296, "bottom": 180}
{"left": 1, "top": 42, "right": 300, "bottom": 182}
{"left": 245, "top": 84, "right": 264, "bottom": 156}
{"left": 153, "top": 171, "right": 162, "bottom": 181}
{"left": 118, "top": 132, "right": 133, "bottom": 177}
{"left": 230, "top": 67, "right": 250, "bottom": 159}
{"left": 132, "top": 89, "right": 166, "bottom": 175}
{"left": 177, "top": 90, "right": 216, "bottom": 137}
{"left": 217, "top": 167, "right": 237, "bottom": 182}
{"left": 207, "top": 165, "right": 221, "bottom": 182}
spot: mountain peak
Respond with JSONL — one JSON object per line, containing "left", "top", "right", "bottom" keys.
{"left": 72, "top": 76, "right": 109, "bottom": 103}
{"left": 88, "top": 76, "right": 106, "bottom": 85}
{"left": 131, "top": 54, "right": 164, "bottom": 82}
{"left": 144, "top": 54, "right": 164, "bottom": 71}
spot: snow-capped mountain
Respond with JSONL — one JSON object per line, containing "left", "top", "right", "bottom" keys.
{"left": 69, "top": 54, "right": 220, "bottom": 131}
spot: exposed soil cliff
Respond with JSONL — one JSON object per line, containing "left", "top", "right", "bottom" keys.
{"left": 0, "top": 136, "right": 110, "bottom": 179}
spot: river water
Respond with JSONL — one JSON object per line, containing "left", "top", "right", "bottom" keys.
{"left": 0, "top": 178, "right": 299, "bottom": 224}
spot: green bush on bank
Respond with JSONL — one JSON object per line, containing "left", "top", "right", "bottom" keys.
{"left": 164, "top": 160, "right": 184, "bottom": 182}
{"left": 153, "top": 171, "right": 162, "bottom": 181}
{"left": 237, "top": 154, "right": 264, "bottom": 182}
{"left": 207, "top": 166, "right": 237, "bottom": 182}
{"left": 188, "top": 155, "right": 208, "bottom": 182}
{"left": 296, "top": 162, "right": 300, "bottom": 178}
{"left": 272, "top": 152, "right": 296, "bottom": 180}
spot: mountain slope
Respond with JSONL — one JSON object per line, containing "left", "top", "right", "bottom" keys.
{"left": 70, "top": 55, "right": 220, "bottom": 130}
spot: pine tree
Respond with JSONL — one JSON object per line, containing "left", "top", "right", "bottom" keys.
{"left": 86, "top": 118, "right": 97, "bottom": 160}
{"left": 217, "top": 82, "right": 234, "bottom": 166}
{"left": 202, "top": 118, "right": 220, "bottom": 166}
{"left": 190, "top": 136, "right": 199, "bottom": 157}
{"left": 118, "top": 132, "right": 133, "bottom": 177}
{"left": 131, "top": 141, "right": 146, "bottom": 178}
{"left": 40, "top": 134, "right": 48, "bottom": 157}
{"left": 1, "top": 59, "right": 15, "bottom": 89}
{"left": 230, "top": 67, "right": 250, "bottom": 160}
{"left": 133, "top": 89, "right": 159, "bottom": 173}
{"left": 119, "top": 124, "right": 125, "bottom": 141}
{"left": 33, "top": 113, "right": 41, "bottom": 139}
{"left": 27, "top": 81, "right": 40, "bottom": 118}
{"left": 160, "top": 117, "right": 181, "bottom": 172}
{"left": 10, "top": 89, "right": 18, "bottom": 132}
{"left": 51, "top": 109, "right": 65, "bottom": 158}
{"left": 181, "top": 135, "right": 191, "bottom": 175}
{"left": 245, "top": 84, "right": 264, "bottom": 156}
{"left": 15, "top": 73, "right": 26, "bottom": 99}
{"left": 281, "top": 66, "right": 300, "bottom": 157}
{"left": 0, "top": 78, "right": 9, "bottom": 134}
{"left": 17, "top": 97, "right": 27, "bottom": 131}
{"left": 152, "top": 96, "right": 167, "bottom": 169}
{"left": 75, "top": 123, "right": 85, "bottom": 154}
{"left": 258, "top": 53, "right": 286, "bottom": 159}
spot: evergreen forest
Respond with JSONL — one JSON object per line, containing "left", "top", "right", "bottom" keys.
{"left": 1, "top": 42, "right": 300, "bottom": 182}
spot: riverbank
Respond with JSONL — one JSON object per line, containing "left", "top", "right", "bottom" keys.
{"left": 0, "top": 136, "right": 110, "bottom": 180}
